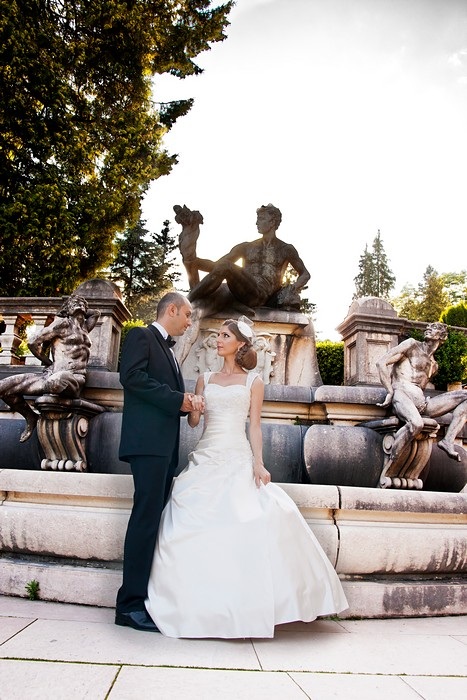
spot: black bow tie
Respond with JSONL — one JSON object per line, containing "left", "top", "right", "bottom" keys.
{"left": 165, "top": 335, "right": 176, "bottom": 348}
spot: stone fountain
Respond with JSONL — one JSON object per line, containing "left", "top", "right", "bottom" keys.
{"left": 0, "top": 207, "right": 466, "bottom": 618}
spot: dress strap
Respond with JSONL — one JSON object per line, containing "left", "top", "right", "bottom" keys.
{"left": 246, "top": 371, "right": 259, "bottom": 391}
{"left": 203, "top": 371, "right": 212, "bottom": 385}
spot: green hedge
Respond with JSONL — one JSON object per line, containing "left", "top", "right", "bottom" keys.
{"left": 316, "top": 340, "right": 344, "bottom": 386}
{"left": 432, "top": 330, "right": 467, "bottom": 389}
{"left": 118, "top": 319, "right": 146, "bottom": 366}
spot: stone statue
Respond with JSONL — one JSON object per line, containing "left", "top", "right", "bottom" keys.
{"left": 189, "top": 203, "right": 310, "bottom": 313}
{"left": 0, "top": 294, "right": 100, "bottom": 442}
{"left": 253, "top": 334, "right": 275, "bottom": 384}
{"left": 194, "top": 331, "right": 223, "bottom": 374}
{"left": 172, "top": 203, "right": 312, "bottom": 367}
{"left": 174, "top": 204, "right": 204, "bottom": 290}
{"left": 376, "top": 321, "right": 467, "bottom": 465}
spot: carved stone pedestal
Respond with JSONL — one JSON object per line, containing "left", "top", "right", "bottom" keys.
{"left": 35, "top": 395, "right": 105, "bottom": 472}
{"left": 179, "top": 308, "right": 322, "bottom": 386}
{"left": 362, "top": 416, "right": 440, "bottom": 489}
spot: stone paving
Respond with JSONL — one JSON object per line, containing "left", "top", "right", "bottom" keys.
{"left": 0, "top": 596, "right": 466, "bottom": 699}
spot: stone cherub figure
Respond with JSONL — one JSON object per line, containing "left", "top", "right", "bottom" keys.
{"left": 194, "top": 331, "right": 223, "bottom": 374}
{"left": 173, "top": 204, "right": 204, "bottom": 290}
{"left": 376, "top": 321, "right": 467, "bottom": 464}
{"left": 0, "top": 294, "right": 100, "bottom": 442}
{"left": 253, "top": 334, "right": 275, "bottom": 384}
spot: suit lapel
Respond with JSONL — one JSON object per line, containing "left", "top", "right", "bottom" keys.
{"left": 148, "top": 324, "right": 183, "bottom": 389}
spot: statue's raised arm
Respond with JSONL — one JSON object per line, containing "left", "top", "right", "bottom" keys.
{"left": 0, "top": 294, "right": 100, "bottom": 442}
{"left": 174, "top": 204, "right": 204, "bottom": 289}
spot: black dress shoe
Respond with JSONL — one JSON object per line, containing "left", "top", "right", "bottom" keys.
{"left": 115, "top": 610, "right": 160, "bottom": 633}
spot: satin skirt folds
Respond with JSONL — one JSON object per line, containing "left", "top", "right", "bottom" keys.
{"left": 145, "top": 436, "right": 348, "bottom": 638}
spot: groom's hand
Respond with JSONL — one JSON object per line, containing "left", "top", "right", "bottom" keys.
{"left": 181, "top": 393, "right": 205, "bottom": 413}
{"left": 181, "top": 393, "right": 195, "bottom": 412}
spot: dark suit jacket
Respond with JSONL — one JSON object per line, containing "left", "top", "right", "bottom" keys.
{"left": 119, "top": 324, "right": 185, "bottom": 461}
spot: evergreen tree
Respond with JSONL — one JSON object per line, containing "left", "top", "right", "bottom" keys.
{"left": 353, "top": 230, "right": 395, "bottom": 299}
{"left": 154, "top": 220, "right": 180, "bottom": 283}
{"left": 417, "top": 266, "right": 450, "bottom": 322}
{"left": 0, "top": 0, "right": 233, "bottom": 296}
{"left": 110, "top": 218, "right": 180, "bottom": 320}
{"left": 440, "top": 271, "right": 467, "bottom": 305}
{"left": 353, "top": 244, "right": 375, "bottom": 298}
{"left": 372, "top": 230, "right": 396, "bottom": 297}
{"left": 392, "top": 266, "right": 451, "bottom": 321}
{"left": 391, "top": 283, "right": 420, "bottom": 320}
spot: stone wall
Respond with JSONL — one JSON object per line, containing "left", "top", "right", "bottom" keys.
{"left": 0, "top": 469, "right": 465, "bottom": 618}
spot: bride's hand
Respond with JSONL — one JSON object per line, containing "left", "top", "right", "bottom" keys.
{"left": 254, "top": 463, "right": 271, "bottom": 488}
{"left": 191, "top": 394, "right": 205, "bottom": 413}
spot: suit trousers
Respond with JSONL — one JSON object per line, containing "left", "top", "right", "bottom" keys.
{"left": 116, "top": 454, "right": 177, "bottom": 613}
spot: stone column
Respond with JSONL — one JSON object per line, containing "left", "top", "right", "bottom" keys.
{"left": 336, "top": 297, "right": 403, "bottom": 386}
{"left": 73, "top": 279, "right": 131, "bottom": 371}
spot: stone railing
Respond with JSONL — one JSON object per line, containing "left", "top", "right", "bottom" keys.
{"left": 0, "top": 279, "right": 131, "bottom": 371}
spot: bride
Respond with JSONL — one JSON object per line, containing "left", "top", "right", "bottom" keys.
{"left": 145, "top": 318, "right": 348, "bottom": 638}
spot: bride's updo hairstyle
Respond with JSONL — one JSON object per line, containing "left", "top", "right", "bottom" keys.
{"left": 223, "top": 319, "right": 257, "bottom": 370}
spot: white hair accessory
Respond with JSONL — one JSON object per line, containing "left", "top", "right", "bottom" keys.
{"left": 236, "top": 316, "right": 254, "bottom": 340}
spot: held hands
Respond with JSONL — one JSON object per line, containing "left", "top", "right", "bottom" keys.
{"left": 181, "top": 393, "right": 205, "bottom": 413}
{"left": 254, "top": 462, "right": 271, "bottom": 488}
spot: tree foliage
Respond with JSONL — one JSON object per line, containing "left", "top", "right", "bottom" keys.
{"left": 440, "top": 301, "right": 467, "bottom": 328}
{"left": 282, "top": 264, "right": 316, "bottom": 316}
{"left": 0, "top": 0, "right": 233, "bottom": 296}
{"left": 440, "top": 270, "right": 467, "bottom": 305}
{"left": 432, "top": 330, "right": 467, "bottom": 389}
{"left": 109, "top": 218, "right": 180, "bottom": 320}
{"left": 353, "top": 230, "right": 395, "bottom": 299}
{"left": 392, "top": 266, "right": 450, "bottom": 322}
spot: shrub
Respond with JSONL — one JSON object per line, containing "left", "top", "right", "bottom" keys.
{"left": 118, "top": 319, "right": 146, "bottom": 366}
{"left": 433, "top": 330, "right": 467, "bottom": 389}
{"left": 440, "top": 302, "right": 467, "bottom": 328}
{"left": 316, "top": 340, "right": 344, "bottom": 385}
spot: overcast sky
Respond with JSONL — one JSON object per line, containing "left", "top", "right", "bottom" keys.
{"left": 142, "top": 0, "right": 467, "bottom": 340}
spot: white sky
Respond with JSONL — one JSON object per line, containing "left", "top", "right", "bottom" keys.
{"left": 142, "top": 0, "right": 467, "bottom": 340}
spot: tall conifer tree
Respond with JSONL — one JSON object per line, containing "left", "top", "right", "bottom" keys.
{"left": 353, "top": 230, "right": 395, "bottom": 299}
{"left": 110, "top": 218, "right": 180, "bottom": 320}
{"left": 0, "top": 0, "right": 233, "bottom": 296}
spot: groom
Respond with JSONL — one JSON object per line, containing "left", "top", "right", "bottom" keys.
{"left": 116, "top": 292, "right": 197, "bottom": 632}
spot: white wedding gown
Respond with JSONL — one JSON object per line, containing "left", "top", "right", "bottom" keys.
{"left": 145, "top": 372, "right": 348, "bottom": 638}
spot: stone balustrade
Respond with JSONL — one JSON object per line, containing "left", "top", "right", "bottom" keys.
{"left": 0, "top": 279, "right": 131, "bottom": 371}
